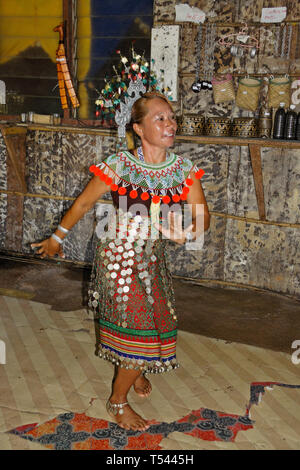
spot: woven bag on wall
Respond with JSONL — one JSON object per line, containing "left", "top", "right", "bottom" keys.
{"left": 212, "top": 74, "right": 235, "bottom": 104}
{"left": 236, "top": 77, "right": 262, "bottom": 112}
{"left": 268, "top": 76, "right": 291, "bottom": 108}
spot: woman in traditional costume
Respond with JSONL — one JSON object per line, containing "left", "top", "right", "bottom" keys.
{"left": 32, "top": 92, "right": 210, "bottom": 431}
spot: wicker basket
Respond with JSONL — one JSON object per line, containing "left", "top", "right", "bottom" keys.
{"left": 212, "top": 74, "right": 235, "bottom": 104}
{"left": 236, "top": 77, "right": 262, "bottom": 112}
{"left": 231, "top": 117, "right": 258, "bottom": 137}
{"left": 177, "top": 114, "right": 205, "bottom": 135}
{"left": 268, "top": 76, "right": 290, "bottom": 108}
{"left": 204, "top": 117, "right": 232, "bottom": 136}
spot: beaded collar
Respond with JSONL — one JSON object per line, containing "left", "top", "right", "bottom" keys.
{"left": 90, "top": 151, "right": 204, "bottom": 204}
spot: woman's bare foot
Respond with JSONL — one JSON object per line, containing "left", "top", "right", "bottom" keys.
{"left": 107, "top": 397, "right": 149, "bottom": 431}
{"left": 133, "top": 374, "right": 152, "bottom": 398}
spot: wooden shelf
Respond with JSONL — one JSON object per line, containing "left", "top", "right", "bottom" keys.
{"left": 176, "top": 134, "right": 300, "bottom": 221}
{"left": 4, "top": 124, "right": 300, "bottom": 222}
{"left": 176, "top": 134, "right": 300, "bottom": 148}
{"left": 23, "top": 123, "right": 116, "bottom": 136}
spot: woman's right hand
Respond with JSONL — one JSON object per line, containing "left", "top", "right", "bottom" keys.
{"left": 31, "top": 238, "right": 65, "bottom": 259}
{"left": 155, "top": 212, "right": 194, "bottom": 245}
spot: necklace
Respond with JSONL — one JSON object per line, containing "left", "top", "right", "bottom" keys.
{"left": 274, "top": 25, "right": 279, "bottom": 57}
{"left": 137, "top": 146, "right": 155, "bottom": 194}
{"left": 137, "top": 146, "right": 162, "bottom": 232}
{"left": 137, "top": 146, "right": 171, "bottom": 199}
{"left": 90, "top": 149, "right": 205, "bottom": 204}
{"left": 137, "top": 146, "right": 169, "bottom": 165}
{"left": 280, "top": 24, "right": 286, "bottom": 58}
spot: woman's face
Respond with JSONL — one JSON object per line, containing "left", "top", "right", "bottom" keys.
{"left": 133, "top": 98, "right": 177, "bottom": 150}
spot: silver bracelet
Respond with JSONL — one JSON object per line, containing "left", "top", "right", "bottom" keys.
{"left": 51, "top": 233, "right": 63, "bottom": 244}
{"left": 58, "top": 224, "right": 69, "bottom": 234}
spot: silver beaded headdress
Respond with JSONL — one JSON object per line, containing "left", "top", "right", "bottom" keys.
{"left": 114, "top": 78, "right": 146, "bottom": 150}
{"left": 95, "top": 46, "right": 172, "bottom": 150}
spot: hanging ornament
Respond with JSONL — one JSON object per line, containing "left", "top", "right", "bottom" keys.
{"left": 192, "top": 24, "right": 203, "bottom": 93}
{"left": 192, "top": 81, "right": 202, "bottom": 93}
{"left": 201, "top": 23, "right": 215, "bottom": 92}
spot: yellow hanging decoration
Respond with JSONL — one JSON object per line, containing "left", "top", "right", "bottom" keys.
{"left": 54, "top": 23, "right": 80, "bottom": 110}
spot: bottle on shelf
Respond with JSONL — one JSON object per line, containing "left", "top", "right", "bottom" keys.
{"left": 273, "top": 102, "right": 286, "bottom": 139}
{"left": 284, "top": 104, "right": 297, "bottom": 140}
{"left": 259, "top": 104, "right": 272, "bottom": 138}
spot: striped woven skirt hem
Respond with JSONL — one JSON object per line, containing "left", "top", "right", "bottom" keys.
{"left": 98, "top": 319, "right": 179, "bottom": 374}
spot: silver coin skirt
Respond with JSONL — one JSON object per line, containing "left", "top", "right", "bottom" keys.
{"left": 88, "top": 210, "right": 179, "bottom": 374}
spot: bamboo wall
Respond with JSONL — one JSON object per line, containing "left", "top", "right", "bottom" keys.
{"left": 152, "top": 0, "right": 300, "bottom": 298}
{"left": 1, "top": 0, "right": 300, "bottom": 299}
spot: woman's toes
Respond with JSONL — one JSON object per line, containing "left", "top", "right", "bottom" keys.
{"left": 108, "top": 401, "right": 149, "bottom": 432}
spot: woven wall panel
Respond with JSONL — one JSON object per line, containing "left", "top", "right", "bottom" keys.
{"left": 0, "top": 134, "right": 7, "bottom": 190}
{"left": 26, "top": 130, "right": 64, "bottom": 197}
{"left": 0, "top": 194, "right": 7, "bottom": 249}
{"left": 224, "top": 218, "right": 300, "bottom": 297}
{"left": 0, "top": 132, "right": 7, "bottom": 248}
{"left": 1, "top": 0, "right": 300, "bottom": 298}
{"left": 166, "top": 214, "right": 226, "bottom": 280}
{"left": 21, "top": 131, "right": 116, "bottom": 261}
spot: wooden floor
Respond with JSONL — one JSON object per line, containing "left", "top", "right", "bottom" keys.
{"left": 0, "top": 292, "right": 300, "bottom": 450}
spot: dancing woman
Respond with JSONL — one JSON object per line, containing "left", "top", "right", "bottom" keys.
{"left": 32, "top": 92, "right": 210, "bottom": 431}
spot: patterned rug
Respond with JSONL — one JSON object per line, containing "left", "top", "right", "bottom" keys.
{"left": 8, "top": 382, "right": 300, "bottom": 450}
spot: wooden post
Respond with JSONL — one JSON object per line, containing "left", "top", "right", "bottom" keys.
{"left": 248, "top": 143, "right": 266, "bottom": 221}
{"left": 0, "top": 125, "right": 27, "bottom": 251}
{"left": 1, "top": 126, "right": 27, "bottom": 193}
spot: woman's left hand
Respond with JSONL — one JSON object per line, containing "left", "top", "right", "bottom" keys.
{"left": 155, "top": 211, "right": 193, "bottom": 245}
